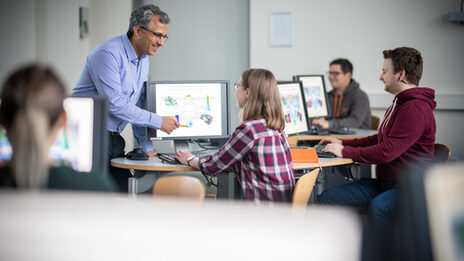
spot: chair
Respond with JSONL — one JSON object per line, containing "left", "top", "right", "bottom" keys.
{"left": 433, "top": 143, "right": 451, "bottom": 163}
{"left": 371, "top": 115, "right": 380, "bottom": 130}
{"left": 292, "top": 168, "right": 320, "bottom": 207}
{"left": 153, "top": 176, "right": 206, "bottom": 200}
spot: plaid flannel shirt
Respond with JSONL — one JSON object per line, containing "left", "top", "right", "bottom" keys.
{"left": 199, "top": 119, "right": 295, "bottom": 202}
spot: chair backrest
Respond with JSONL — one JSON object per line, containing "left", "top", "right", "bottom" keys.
{"left": 371, "top": 115, "right": 380, "bottom": 130}
{"left": 433, "top": 143, "right": 450, "bottom": 163}
{"left": 153, "top": 176, "right": 205, "bottom": 200}
{"left": 292, "top": 168, "right": 320, "bottom": 207}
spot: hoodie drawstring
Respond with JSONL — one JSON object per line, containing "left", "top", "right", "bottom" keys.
{"left": 380, "top": 97, "right": 397, "bottom": 133}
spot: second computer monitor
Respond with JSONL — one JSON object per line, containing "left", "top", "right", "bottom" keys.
{"left": 277, "top": 81, "right": 310, "bottom": 136}
{"left": 293, "top": 75, "right": 330, "bottom": 119}
{"left": 146, "top": 80, "right": 229, "bottom": 151}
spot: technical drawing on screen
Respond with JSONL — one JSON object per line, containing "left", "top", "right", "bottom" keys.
{"left": 146, "top": 80, "right": 229, "bottom": 151}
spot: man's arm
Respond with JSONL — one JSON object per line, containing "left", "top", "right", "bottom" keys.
{"left": 132, "top": 82, "right": 180, "bottom": 152}
{"left": 343, "top": 105, "right": 425, "bottom": 164}
{"left": 88, "top": 50, "right": 162, "bottom": 129}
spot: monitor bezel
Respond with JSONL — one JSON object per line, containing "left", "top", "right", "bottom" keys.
{"left": 277, "top": 80, "right": 311, "bottom": 136}
{"left": 145, "top": 80, "right": 230, "bottom": 141}
{"left": 292, "top": 74, "right": 330, "bottom": 119}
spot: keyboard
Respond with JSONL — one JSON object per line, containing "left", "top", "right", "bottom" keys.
{"left": 307, "top": 126, "right": 330, "bottom": 135}
{"left": 157, "top": 153, "right": 211, "bottom": 165}
{"left": 313, "top": 144, "right": 336, "bottom": 158}
{"left": 157, "top": 154, "right": 181, "bottom": 164}
{"left": 329, "top": 127, "right": 356, "bottom": 135}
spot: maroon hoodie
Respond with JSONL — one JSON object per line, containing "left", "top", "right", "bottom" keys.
{"left": 342, "top": 87, "right": 436, "bottom": 182}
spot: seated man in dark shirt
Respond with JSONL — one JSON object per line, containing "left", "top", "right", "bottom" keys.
{"left": 312, "top": 58, "right": 371, "bottom": 129}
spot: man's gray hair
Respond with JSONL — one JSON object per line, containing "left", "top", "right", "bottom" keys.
{"left": 127, "top": 4, "right": 170, "bottom": 38}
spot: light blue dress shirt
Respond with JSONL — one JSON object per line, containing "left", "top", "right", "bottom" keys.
{"left": 73, "top": 34, "right": 161, "bottom": 152}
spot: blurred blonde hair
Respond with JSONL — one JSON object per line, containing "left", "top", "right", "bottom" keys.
{"left": 240, "top": 68, "right": 285, "bottom": 132}
{"left": 0, "top": 65, "right": 66, "bottom": 189}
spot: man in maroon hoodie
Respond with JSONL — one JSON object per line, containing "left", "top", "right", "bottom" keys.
{"left": 318, "top": 47, "right": 436, "bottom": 224}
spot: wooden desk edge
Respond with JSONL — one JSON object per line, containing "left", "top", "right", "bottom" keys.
{"left": 293, "top": 158, "right": 354, "bottom": 169}
{"left": 112, "top": 158, "right": 354, "bottom": 171}
{"left": 287, "top": 135, "right": 366, "bottom": 147}
{"left": 111, "top": 161, "right": 197, "bottom": 171}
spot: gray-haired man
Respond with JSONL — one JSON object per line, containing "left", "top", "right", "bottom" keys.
{"left": 73, "top": 4, "right": 179, "bottom": 191}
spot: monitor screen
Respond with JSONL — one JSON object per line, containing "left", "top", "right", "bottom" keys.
{"left": 0, "top": 97, "right": 108, "bottom": 174}
{"left": 277, "top": 81, "right": 309, "bottom": 136}
{"left": 146, "top": 80, "right": 229, "bottom": 151}
{"left": 49, "top": 98, "right": 94, "bottom": 172}
{"left": 293, "top": 75, "right": 329, "bottom": 119}
{"left": 50, "top": 96, "right": 108, "bottom": 173}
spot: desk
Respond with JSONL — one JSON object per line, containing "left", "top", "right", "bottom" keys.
{"left": 0, "top": 191, "right": 362, "bottom": 261}
{"left": 111, "top": 156, "right": 354, "bottom": 197}
{"left": 287, "top": 128, "right": 377, "bottom": 146}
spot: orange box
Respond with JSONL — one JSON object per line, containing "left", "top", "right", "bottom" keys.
{"left": 290, "top": 148, "right": 319, "bottom": 163}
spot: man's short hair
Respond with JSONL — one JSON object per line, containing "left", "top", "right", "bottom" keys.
{"left": 330, "top": 58, "right": 353, "bottom": 74}
{"left": 127, "top": 4, "right": 170, "bottom": 38}
{"left": 382, "top": 47, "right": 423, "bottom": 85}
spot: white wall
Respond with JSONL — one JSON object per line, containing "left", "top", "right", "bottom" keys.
{"left": 250, "top": 0, "right": 464, "bottom": 159}
{"left": 0, "top": 1, "right": 37, "bottom": 86}
{"left": 145, "top": 0, "right": 250, "bottom": 131}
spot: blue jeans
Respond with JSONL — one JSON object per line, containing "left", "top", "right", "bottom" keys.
{"left": 319, "top": 178, "right": 397, "bottom": 225}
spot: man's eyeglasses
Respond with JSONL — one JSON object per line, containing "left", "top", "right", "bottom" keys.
{"left": 139, "top": 26, "right": 169, "bottom": 41}
{"left": 327, "top": 71, "right": 343, "bottom": 76}
{"left": 234, "top": 82, "right": 239, "bottom": 91}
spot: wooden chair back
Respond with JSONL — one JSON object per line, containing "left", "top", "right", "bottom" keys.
{"left": 434, "top": 143, "right": 451, "bottom": 163}
{"left": 153, "top": 176, "right": 205, "bottom": 200}
{"left": 371, "top": 115, "right": 380, "bottom": 130}
{"left": 292, "top": 168, "right": 320, "bottom": 207}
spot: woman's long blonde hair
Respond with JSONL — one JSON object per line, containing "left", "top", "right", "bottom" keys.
{"left": 0, "top": 65, "right": 66, "bottom": 189}
{"left": 240, "top": 68, "right": 285, "bottom": 132}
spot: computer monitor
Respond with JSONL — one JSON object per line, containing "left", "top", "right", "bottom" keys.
{"left": 277, "top": 81, "right": 310, "bottom": 136}
{"left": 48, "top": 96, "right": 108, "bottom": 174}
{"left": 0, "top": 96, "right": 108, "bottom": 174}
{"left": 293, "top": 75, "right": 330, "bottom": 120}
{"left": 145, "top": 80, "right": 229, "bottom": 152}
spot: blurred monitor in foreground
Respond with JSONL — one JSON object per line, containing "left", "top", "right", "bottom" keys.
{"left": 0, "top": 97, "right": 107, "bottom": 173}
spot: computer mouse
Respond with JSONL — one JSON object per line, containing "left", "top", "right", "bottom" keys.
{"left": 125, "top": 148, "right": 149, "bottom": 160}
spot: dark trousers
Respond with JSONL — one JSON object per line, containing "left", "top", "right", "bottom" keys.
{"left": 319, "top": 178, "right": 398, "bottom": 226}
{"left": 108, "top": 132, "right": 131, "bottom": 192}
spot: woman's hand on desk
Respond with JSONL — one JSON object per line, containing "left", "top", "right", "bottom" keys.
{"left": 319, "top": 138, "right": 342, "bottom": 145}
{"left": 323, "top": 143, "right": 344, "bottom": 158}
{"left": 175, "top": 150, "right": 200, "bottom": 169}
{"left": 175, "top": 150, "right": 193, "bottom": 165}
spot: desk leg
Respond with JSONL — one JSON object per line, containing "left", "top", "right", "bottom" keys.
{"left": 128, "top": 177, "right": 137, "bottom": 199}
{"left": 127, "top": 171, "right": 159, "bottom": 196}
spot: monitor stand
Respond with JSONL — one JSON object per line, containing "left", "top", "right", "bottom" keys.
{"left": 173, "top": 140, "right": 190, "bottom": 152}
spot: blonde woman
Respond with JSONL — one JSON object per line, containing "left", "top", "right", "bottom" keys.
{"left": 176, "top": 69, "right": 294, "bottom": 202}
{"left": 0, "top": 64, "right": 116, "bottom": 191}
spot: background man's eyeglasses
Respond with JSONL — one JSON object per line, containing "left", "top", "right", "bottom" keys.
{"left": 140, "top": 26, "right": 169, "bottom": 41}
{"left": 327, "top": 71, "right": 343, "bottom": 76}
